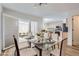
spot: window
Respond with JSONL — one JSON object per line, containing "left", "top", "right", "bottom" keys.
{"left": 19, "top": 20, "right": 29, "bottom": 33}
{"left": 31, "top": 21, "right": 38, "bottom": 36}
{"left": 19, "top": 20, "right": 38, "bottom": 36}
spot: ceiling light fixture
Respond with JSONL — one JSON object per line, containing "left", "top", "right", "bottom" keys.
{"left": 34, "top": 3, "right": 47, "bottom": 8}
{"left": 38, "top": 3, "right": 47, "bottom": 6}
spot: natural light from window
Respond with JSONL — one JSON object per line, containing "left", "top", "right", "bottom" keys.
{"left": 19, "top": 20, "right": 29, "bottom": 33}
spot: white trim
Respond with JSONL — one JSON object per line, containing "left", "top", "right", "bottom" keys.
{"left": 2, "top": 44, "right": 14, "bottom": 50}
{"left": 2, "top": 15, "right": 5, "bottom": 50}
{"left": 0, "top": 4, "right": 2, "bottom": 54}
{"left": 68, "top": 17, "right": 72, "bottom": 46}
{"left": 3, "top": 13, "right": 18, "bottom": 20}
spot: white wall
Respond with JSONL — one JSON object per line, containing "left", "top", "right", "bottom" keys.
{"left": 0, "top": 4, "right": 2, "bottom": 54}
{"left": 68, "top": 17, "right": 72, "bottom": 46}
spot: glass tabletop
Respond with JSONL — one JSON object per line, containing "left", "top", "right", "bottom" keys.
{"left": 29, "top": 39, "right": 56, "bottom": 50}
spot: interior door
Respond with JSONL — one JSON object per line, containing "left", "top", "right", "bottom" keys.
{"left": 72, "top": 16, "right": 79, "bottom": 45}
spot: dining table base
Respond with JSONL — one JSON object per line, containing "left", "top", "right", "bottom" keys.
{"left": 35, "top": 46, "right": 42, "bottom": 56}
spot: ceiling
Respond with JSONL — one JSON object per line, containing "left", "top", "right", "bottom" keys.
{"left": 2, "top": 3, "right": 79, "bottom": 21}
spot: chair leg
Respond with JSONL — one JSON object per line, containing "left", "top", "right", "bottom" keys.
{"left": 58, "top": 43, "right": 59, "bottom": 49}
{"left": 50, "top": 54, "right": 52, "bottom": 56}
{"left": 52, "top": 45, "right": 55, "bottom": 50}
{"left": 54, "top": 45, "right": 55, "bottom": 49}
{"left": 34, "top": 54, "right": 38, "bottom": 56}
{"left": 50, "top": 53, "right": 55, "bottom": 56}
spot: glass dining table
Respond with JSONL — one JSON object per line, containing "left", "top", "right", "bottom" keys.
{"left": 28, "top": 39, "right": 56, "bottom": 56}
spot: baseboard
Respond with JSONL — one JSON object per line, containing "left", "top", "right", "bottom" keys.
{"left": 2, "top": 44, "right": 14, "bottom": 51}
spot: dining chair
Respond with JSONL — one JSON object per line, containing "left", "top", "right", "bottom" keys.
{"left": 13, "top": 35, "right": 38, "bottom": 56}
{"left": 51, "top": 33, "right": 59, "bottom": 49}
{"left": 50, "top": 38, "right": 67, "bottom": 56}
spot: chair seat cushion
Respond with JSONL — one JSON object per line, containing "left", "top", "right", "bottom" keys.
{"left": 20, "top": 48, "right": 37, "bottom": 56}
